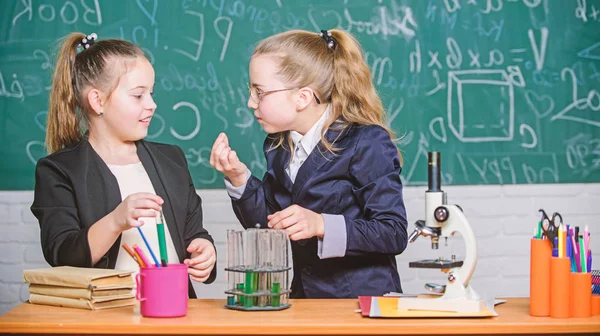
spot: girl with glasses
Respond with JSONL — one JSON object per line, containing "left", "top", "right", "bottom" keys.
{"left": 210, "top": 29, "right": 407, "bottom": 299}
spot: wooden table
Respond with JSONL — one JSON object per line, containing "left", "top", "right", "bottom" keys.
{"left": 0, "top": 298, "right": 598, "bottom": 335}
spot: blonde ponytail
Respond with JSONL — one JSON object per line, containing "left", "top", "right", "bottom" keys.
{"left": 329, "top": 30, "right": 395, "bottom": 136}
{"left": 46, "top": 33, "right": 85, "bottom": 153}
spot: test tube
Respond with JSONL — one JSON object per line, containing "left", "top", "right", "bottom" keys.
{"left": 236, "top": 282, "right": 244, "bottom": 306}
{"left": 271, "top": 282, "right": 281, "bottom": 307}
{"left": 257, "top": 229, "right": 271, "bottom": 307}
{"left": 243, "top": 229, "right": 259, "bottom": 307}
{"left": 226, "top": 230, "right": 234, "bottom": 292}
{"left": 266, "top": 272, "right": 272, "bottom": 307}
{"left": 283, "top": 230, "right": 290, "bottom": 294}
{"left": 273, "top": 229, "right": 288, "bottom": 307}
{"left": 235, "top": 230, "right": 244, "bottom": 305}
{"left": 226, "top": 230, "right": 240, "bottom": 305}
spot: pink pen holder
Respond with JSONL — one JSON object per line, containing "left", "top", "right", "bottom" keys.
{"left": 136, "top": 264, "right": 188, "bottom": 317}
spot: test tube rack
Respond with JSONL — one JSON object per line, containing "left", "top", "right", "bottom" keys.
{"left": 225, "top": 227, "right": 291, "bottom": 311}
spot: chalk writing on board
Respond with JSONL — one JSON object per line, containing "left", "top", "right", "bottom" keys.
{"left": 565, "top": 133, "right": 600, "bottom": 177}
{"left": 578, "top": 42, "right": 600, "bottom": 61}
{"left": 551, "top": 67, "right": 600, "bottom": 127}
{"left": 0, "top": 72, "right": 24, "bottom": 101}
{"left": 2, "top": 0, "right": 599, "bottom": 189}
{"left": 447, "top": 69, "right": 515, "bottom": 143}
{"left": 12, "top": 0, "right": 103, "bottom": 26}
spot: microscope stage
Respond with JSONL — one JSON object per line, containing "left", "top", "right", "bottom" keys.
{"left": 409, "top": 259, "right": 464, "bottom": 269}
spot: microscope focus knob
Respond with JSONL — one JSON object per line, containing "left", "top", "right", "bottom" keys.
{"left": 434, "top": 206, "right": 449, "bottom": 222}
{"left": 448, "top": 273, "right": 456, "bottom": 283}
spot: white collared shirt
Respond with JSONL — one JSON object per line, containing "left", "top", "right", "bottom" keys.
{"left": 285, "top": 105, "right": 330, "bottom": 183}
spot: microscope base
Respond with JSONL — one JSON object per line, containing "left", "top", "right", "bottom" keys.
{"left": 397, "top": 296, "right": 487, "bottom": 314}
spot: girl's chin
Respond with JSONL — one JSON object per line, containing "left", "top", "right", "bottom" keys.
{"left": 127, "top": 129, "right": 148, "bottom": 141}
{"left": 257, "top": 119, "right": 284, "bottom": 134}
{"left": 257, "top": 121, "right": 272, "bottom": 132}
{"left": 262, "top": 126, "right": 283, "bottom": 134}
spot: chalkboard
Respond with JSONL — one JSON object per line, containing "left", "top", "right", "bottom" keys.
{"left": 1, "top": 0, "right": 599, "bottom": 190}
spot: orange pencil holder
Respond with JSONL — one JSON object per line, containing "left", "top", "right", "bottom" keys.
{"left": 550, "top": 257, "right": 570, "bottom": 318}
{"left": 530, "top": 238, "right": 552, "bottom": 316}
{"left": 570, "top": 272, "right": 592, "bottom": 318}
{"left": 592, "top": 295, "right": 600, "bottom": 316}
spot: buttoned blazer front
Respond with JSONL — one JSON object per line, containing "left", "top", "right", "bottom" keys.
{"left": 232, "top": 124, "right": 408, "bottom": 298}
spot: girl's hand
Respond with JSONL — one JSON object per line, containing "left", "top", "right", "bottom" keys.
{"left": 209, "top": 133, "right": 248, "bottom": 186}
{"left": 268, "top": 205, "right": 325, "bottom": 241}
{"left": 110, "top": 192, "right": 163, "bottom": 232}
{"left": 184, "top": 238, "right": 216, "bottom": 282}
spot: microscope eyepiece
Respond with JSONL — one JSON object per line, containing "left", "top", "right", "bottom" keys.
{"left": 427, "top": 152, "right": 441, "bottom": 192}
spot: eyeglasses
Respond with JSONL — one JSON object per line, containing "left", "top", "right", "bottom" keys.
{"left": 247, "top": 83, "right": 294, "bottom": 104}
{"left": 247, "top": 83, "right": 321, "bottom": 104}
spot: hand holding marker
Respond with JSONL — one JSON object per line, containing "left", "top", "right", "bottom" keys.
{"left": 121, "top": 209, "right": 170, "bottom": 268}
{"left": 157, "top": 211, "right": 168, "bottom": 266}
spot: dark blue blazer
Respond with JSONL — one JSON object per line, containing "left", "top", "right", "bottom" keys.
{"left": 232, "top": 123, "right": 408, "bottom": 298}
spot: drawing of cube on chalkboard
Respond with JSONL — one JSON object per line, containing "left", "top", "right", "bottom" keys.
{"left": 447, "top": 70, "right": 514, "bottom": 142}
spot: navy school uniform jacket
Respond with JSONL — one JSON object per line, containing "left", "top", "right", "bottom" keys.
{"left": 30, "top": 138, "right": 216, "bottom": 298}
{"left": 232, "top": 124, "right": 408, "bottom": 298}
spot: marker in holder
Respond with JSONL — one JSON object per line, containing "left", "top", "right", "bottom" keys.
{"left": 225, "top": 227, "right": 291, "bottom": 311}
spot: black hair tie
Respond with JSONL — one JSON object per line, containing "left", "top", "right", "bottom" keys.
{"left": 79, "top": 33, "right": 97, "bottom": 50}
{"left": 318, "top": 30, "right": 336, "bottom": 49}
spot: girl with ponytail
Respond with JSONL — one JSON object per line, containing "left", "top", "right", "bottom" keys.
{"left": 210, "top": 29, "right": 407, "bottom": 298}
{"left": 32, "top": 33, "right": 216, "bottom": 297}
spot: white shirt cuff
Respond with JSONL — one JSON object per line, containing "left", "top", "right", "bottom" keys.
{"left": 317, "top": 214, "right": 347, "bottom": 259}
{"left": 224, "top": 169, "right": 251, "bottom": 200}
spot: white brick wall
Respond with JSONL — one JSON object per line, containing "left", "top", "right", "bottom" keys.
{"left": 1, "top": 184, "right": 599, "bottom": 315}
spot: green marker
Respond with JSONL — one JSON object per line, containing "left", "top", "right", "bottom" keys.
{"left": 579, "top": 236, "right": 586, "bottom": 273}
{"left": 156, "top": 211, "right": 168, "bottom": 265}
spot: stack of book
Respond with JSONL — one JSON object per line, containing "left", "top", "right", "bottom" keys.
{"left": 23, "top": 266, "right": 136, "bottom": 310}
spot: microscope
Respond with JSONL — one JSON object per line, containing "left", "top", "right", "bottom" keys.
{"left": 399, "top": 152, "right": 486, "bottom": 313}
